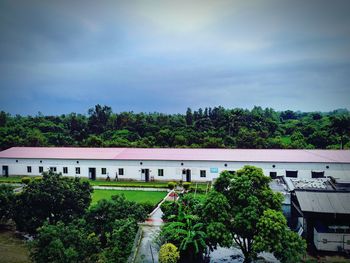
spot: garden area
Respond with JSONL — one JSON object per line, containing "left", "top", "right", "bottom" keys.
{"left": 91, "top": 189, "right": 167, "bottom": 206}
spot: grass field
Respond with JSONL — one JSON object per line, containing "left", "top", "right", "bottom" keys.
{"left": 91, "top": 189, "right": 167, "bottom": 206}
{"left": 0, "top": 225, "right": 30, "bottom": 263}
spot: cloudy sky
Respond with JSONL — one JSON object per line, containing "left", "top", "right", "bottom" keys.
{"left": 1, "top": 0, "right": 350, "bottom": 115}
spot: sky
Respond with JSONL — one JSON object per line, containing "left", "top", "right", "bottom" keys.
{"left": 0, "top": 0, "right": 350, "bottom": 115}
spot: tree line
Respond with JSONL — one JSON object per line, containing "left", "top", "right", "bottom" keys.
{"left": 0, "top": 105, "right": 349, "bottom": 150}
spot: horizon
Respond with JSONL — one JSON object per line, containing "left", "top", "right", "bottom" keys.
{"left": 1, "top": 0, "right": 350, "bottom": 115}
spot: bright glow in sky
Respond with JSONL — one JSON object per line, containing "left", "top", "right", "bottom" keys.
{"left": 0, "top": 0, "right": 349, "bottom": 115}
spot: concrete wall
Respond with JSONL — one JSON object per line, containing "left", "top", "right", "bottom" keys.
{"left": 1, "top": 157, "right": 350, "bottom": 182}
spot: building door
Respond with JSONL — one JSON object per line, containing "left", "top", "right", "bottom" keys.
{"left": 144, "top": 169, "right": 150, "bottom": 182}
{"left": 344, "top": 235, "right": 350, "bottom": 251}
{"left": 186, "top": 169, "right": 191, "bottom": 182}
{"left": 89, "top": 168, "right": 96, "bottom": 180}
{"left": 2, "top": 166, "right": 8, "bottom": 177}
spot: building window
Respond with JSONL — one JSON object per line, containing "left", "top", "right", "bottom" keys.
{"left": 40, "top": 160, "right": 42, "bottom": 163}
{"left": 77, "top": 161, "right": 79, "bottom": 164}
{"left": 39, "top": 166, "right": 43, "bottom": 173}
{"left": 200, "top": 170, "right": 206, "bottom": 178}
{"left": 101, "top": 168, "right": 107, "bottom": 175}
{"left": 224, "top": 163, "right": 227, "bottom": 167}
{"left": 270, "top": 172, "right": 277, "bottom": 179}
{"left": 63, "top": 167, "right": 68, "bottom": 174}
{"left": 50, "top": 167, "right": 57, "bottom": 172}
{"left": 272, "top": 164, "right": 276, "bottom": 168}
{"left": 181, "top": 163, "right": 184, "bottom": 166}
{"left": 118, "top": 168, "right": 124, "bottom": 175}
{"left": 311, "top": 171, "right": 325, "bottom": 178}
{"left": 76, "top": 167, "right": 80, "bottom": 174}
{"left": 27, "top": 166, "right": 32, "bottom": 173}
{"left": 326, "top": 165, "right": 329, "bottom": 169}
{"left": 16, "top": 160, "right": 18, "bottom": 163}
{"left": 140, "top": 162, "right": 143, "bottom": 165}
{"left": 182, "top": 169, "right": 186, "bottom": 175}
{"left": 158, "top": 169, "right": 164, "bottom": 176}
{"left": 286, "top": 170, "right": 298, "bottom": 178}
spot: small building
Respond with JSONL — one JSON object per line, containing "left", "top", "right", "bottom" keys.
{"left": 291, "top": 180, "right": 350, "bottom": 252}
{"left": 0, "top": 147, "right": 350, "bottom": 182}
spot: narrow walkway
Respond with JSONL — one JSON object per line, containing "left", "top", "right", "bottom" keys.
{"left": 93, "top": 186, "right": 168, "bottom": 191}
{"left": 134, "top": 191, "right": 175, "bottom": 263}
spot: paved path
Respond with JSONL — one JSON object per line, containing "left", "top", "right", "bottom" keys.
{"left": 93, "top": 186, "right": 168, "bottom": 191}
{"left": 134, "top": 191, "right": 175, "bottom": 263}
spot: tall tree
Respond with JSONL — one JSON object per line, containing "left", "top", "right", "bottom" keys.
{"left": 207, "top": 167, "right": 305, "bottom": 263}
{"left": 13, "top": 171, "right": 92, "bottom": 234}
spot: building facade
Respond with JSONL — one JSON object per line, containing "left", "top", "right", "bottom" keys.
{"left": 1, "top": 147, "right": 350, "bottom": 182}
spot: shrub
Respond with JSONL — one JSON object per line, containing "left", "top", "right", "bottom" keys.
{"left": 141, "top": 201, "right": 155, "bottom": 214}
{"left": 21, "top": 177, "right": 31, "bottom": 184}
{"left": 168, "top": 182, "right": 177, "bottom": 190}
{"left": 159, "top": 243, "right": 180, "bottom": 263}
{"left": 182, "top": 182, "right": 191, "bottom": 190}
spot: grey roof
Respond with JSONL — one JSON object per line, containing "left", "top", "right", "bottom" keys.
{"left": 295, "top": 191, "right": 350, "bottom": 214}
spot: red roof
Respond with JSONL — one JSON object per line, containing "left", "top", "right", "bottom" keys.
{"left": 0, "top": 147, "right": 349, "bottom": 163}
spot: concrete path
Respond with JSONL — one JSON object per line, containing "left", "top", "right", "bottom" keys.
{"left": 134, "top": 191, "right": 175, "bottom": 263}
{"left": 93, "top": 186, "right": 168, "bottom": 191}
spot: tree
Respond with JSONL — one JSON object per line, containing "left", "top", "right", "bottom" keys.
{"left": 13, "top": 171, "right": 92, "bottom": 234}
{"left": 253, "top": 209, "right": 306, "bottom": 263}
{"left": 99, "top": 218, "right": 139, "bottom": 263}
{"left": 160, "top": 213, "right": 207, "bottom": 262}
{"left": 30, "top": 219, "right": 100, "bottom": 263}
{"left": 210, "top": 166, "right": 291, "bottom": 262}
{"left": 88, "top": 104, "right": 112, "bottom": 134}
{"left": 0, "top": 184, "right": 14, "bottom": 222}
{"left": 330, "top": 115, "right": 350, "bottom": 149}
{"left": 85, "top": 194, "right": 147, "bottom": 246}
{"left": 159, "top": 243, "right": 180, "bottom": 263}
{"left": 185, "top": 108, "right": 193, "bottom": 126}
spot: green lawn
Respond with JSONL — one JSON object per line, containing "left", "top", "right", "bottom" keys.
{"left": 91, "top": 189, "right": 167, "bottom": 206}
{"left": 0, "top": 225, "right": 30, "bottom": 263}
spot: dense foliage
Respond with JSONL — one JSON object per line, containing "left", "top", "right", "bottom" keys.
{"left": 159, "top": 167, "right": 306, "bottom": 263}
{"left": 13, "top": 171, "right": 92, "bottom": 234}
{"left": 0, "top": 184, "right": 14, "bottom": 222}
{"left": 0, "top": 105, "right": 349, "bottom": 150}
{"left": 159, "top": 243, "right": 180, "bottom": 263}
{"left": 30, "top": 220, "right": 101, "bottom": 263}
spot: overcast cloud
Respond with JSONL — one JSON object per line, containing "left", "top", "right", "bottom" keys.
{"left": 0, "top": 0, "right": 350, "bottom": 115}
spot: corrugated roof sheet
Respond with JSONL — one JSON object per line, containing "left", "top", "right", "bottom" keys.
{"left": 295, "top": 191, "right": 350, "bottom": 214}
{"left": 0, "top": 147, "right": 349, "bottom": 163}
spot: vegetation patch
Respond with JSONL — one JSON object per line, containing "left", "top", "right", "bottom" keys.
{"left": 92, "top": 189, "right": 167, "bottom": 206}
{"left": 0, "top": 225, "right": 30, "bottom": 263}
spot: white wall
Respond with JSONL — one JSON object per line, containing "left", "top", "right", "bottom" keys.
{"left": 1, "top": 157, "right": 350, "bottom": 182}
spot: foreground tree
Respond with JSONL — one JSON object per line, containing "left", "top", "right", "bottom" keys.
{"left": 208, "top": 167, "right": 305, "bottom": 262}
{"left": 13, "top": 171, "right": 92, "bottom": 234}
{"left": 30, "top": 219, "right": 100, "bottom": 263}
{"left": 0, "top": 184, "right": 14, "bottom": 222}
{"left": 254, "top": 209, "right": 306, "bottom": 263}
{"left": 85, "top": 194, "right": 147, "bottom": 246}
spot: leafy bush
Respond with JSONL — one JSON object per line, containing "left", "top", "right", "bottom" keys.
{"left": 182, "top": 182, "right": 191, "bottom": 190}
{"left": 86, "top": 194, "right": 147, "bottom": 246}
{"left": 99, "top": 218, "right": 139, "bottom": 263}
{"left": 0, "top": 184, "right": 14, "bottom": 222}
{"left": 21, "top": 177, "right": 31, "bottom": 184}
{"left": 160, "top": 201, "right": 179, "bottom": 221}
{"left": 14, "top": 171, "right": 92, "bottom": 234}
{"left": 30, "top": 219, "right": 100, "bottom": 263}
{"left": 141, "top": 201, "right": 155, "bottom": 214}
{"left": 168, "top": 182, "right": 177, "bottom": 190}
{"left": 159, "top": 243, "right": 180, "bottom": 263}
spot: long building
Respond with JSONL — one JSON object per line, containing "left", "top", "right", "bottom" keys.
{"left": 0, "top": 147, "right": 350, "bottom": 182}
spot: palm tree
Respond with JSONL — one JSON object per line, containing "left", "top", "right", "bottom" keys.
{"left": 161, "top": 213, "right": 207, "bottom": 262}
